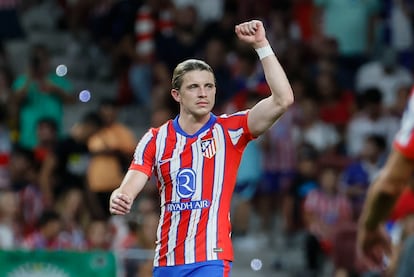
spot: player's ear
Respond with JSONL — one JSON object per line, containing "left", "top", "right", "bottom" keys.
{"left": 171, "top": 89, "right": 180, "bottom": 103}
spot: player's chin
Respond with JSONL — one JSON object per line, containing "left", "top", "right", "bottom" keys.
{"left": 193, "top": 106, "right": 212, "bottom": 115}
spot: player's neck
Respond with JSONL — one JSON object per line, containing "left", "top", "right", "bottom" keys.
{"left": 177, "top": 113, "right": 211, "bottom": 136}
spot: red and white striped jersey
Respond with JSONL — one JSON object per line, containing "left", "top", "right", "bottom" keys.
{"left": 130, "top": 112, "right": 254, "bottom": 266}
{"left": 394, "top": 88, "right": 414, "bottom": 159}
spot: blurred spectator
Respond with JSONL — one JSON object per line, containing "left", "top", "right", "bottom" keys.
{"left": 12, "top": 44, "right": 75, "bottom": 149}
{"left": 85, "top": 218, "right": 112, "bottom": 250}
{"left": 283, "top": 144, "right": 319, "bottom": 234}
{"left": 315, "top": 0, "right": 381, "bottom": 89}
{"left": 39, "top": 112, "right": 103, "bottom": 207}
{"left": 155, "top": 4, "right": 200, "bottom": 71}
{"left": 293, "top": 97, "right": 340, "bottom": 153}
{"left": 22, "top": 210, "right": 63, "bottom": 250}
{"left": 0, "top": 188, "right": 21, "bottom": 249}
{"left": 303, "top": 166, "right": 353, "bottom": 276}
{"left": 314, "top": 70, "right": 355, "bottom": 130}
{"left": 0, "top": 66, "right": 14, "bottom": 112}
{"left": 386, "top": 0, "right": 414, "bottom": 70}
{"left": 0, "top": 62, "right": 19, "bottom": 142}
{"left": 114, "top": 0, "right": 174, "bottom": 106}
{"left": 172, "top": 0, "right": 223, "bottom": 24}
{"left": 33, "top": 117, "right": 58, "bottom": 164}
{"left": 0, "top": 0, "right": 25, "bottom": 40}
{"left": 346, "top": 88, "right": 399, "bottom": 157}
{"left": 0, "top": 107, "right": 12, "bottom": 188}
{"left": 87, "top": 99, "right": 137, "bottom": 217}
{"left": 9, "top": 146, "right": 44, "bottom": 235}
{"left": 340, "top": 134, "right": 387, "bottom": 220}
{"left": 291, "top": 0, "right": 321, "bottom": 43}
{"left": 355, "top": 47, "right": 413, "bottom": 110}
{"left": 55, "top": 188, "right": 89, "bottom": 250}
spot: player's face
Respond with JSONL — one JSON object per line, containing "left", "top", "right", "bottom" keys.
{"left": 173, "top": 70, "right": 216, "bottom": 118}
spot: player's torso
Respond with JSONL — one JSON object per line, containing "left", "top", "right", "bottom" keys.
{"left": 152, "top": 115, "right": 247, "bottom": 266}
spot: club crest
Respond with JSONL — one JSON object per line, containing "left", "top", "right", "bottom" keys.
{"left": 201, "top": 138, "right": 217, "bottom": 158}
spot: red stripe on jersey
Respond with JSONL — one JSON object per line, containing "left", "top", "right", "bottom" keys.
{"left": 157, "top": 125, "right": 177, "bottom": 266}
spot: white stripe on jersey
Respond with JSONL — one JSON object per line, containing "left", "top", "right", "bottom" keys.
{"left": 184, "top": 137, "right": 204, "bottom": 264}
{"left": 206, "top": 124, "right": 226, "bottom": 260}
{"left": 133, "top": 131, "right": 153, "bottom": 165}
{"left": 166, "top": 133, "right": 187, "bottom": 266}
{"left": 153, "top": 123, "right": 169, "bottom": 266}
{"left": 395, "top": 94, "right": 414, "bottom": 146}
{"left": 228, "top": 128, "right": 244, "bottom": 146}
{"left": 219, "top": 110, "right": 248, "bottom": 118}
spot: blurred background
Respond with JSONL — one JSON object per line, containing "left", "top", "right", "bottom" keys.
{"left": 0, "top": 0, "right": 413, "bottom": 276}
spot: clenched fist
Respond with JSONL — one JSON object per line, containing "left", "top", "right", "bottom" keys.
{"left": 110, "top": 193, "right": 132, "bottom": 215}
{"left": 235, "top": 20, "right": 268, "bottom": 49}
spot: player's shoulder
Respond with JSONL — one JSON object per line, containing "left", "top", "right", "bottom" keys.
{"left": 217, "top": 110, "right": 249, "bottom": 121}
{"left": 150, "top": 119, "right": 173, "bottom": 134}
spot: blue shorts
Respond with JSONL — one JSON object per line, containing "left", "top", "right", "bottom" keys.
{"left": 153, "top": 260, "right": 232, "bottom": 277}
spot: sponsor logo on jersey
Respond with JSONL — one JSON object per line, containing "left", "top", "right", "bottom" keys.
{"left": 176, "top": 168, "right": 196, "bottom": 198}
{"left": 166, "top": 199, "right": 211, "bottom": 212}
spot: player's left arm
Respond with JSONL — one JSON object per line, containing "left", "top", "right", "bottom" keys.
{"left": 235, "top": 20, "right": 294, "bottom": 137}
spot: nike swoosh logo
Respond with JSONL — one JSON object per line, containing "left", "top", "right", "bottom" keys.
{"left": 158, "top": 159, "right": 171, "bottom": 165}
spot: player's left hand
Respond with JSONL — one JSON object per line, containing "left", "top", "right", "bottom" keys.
{"left": 235, "top": 20, "right": 268, "bottom": 49}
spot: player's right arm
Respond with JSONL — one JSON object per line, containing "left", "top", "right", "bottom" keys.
{"left": 109, "top": 170, "right": 149, "bottom": 215}
{"left": 110, "top": 128, "right": 156, "bottom": 215}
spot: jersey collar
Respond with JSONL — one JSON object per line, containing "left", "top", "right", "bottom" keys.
{"left": 173, "top": 113, "right": 217, "bottom": 138}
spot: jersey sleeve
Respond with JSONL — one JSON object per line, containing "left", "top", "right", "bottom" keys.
{"left": 394, "top": 90, "right": 414, "bottom": 160}
{"left": 219, "top": 110, "right": 255, "bottom": 150}
{"left": 129, "top": 128, "right": 156, "bottom": 177}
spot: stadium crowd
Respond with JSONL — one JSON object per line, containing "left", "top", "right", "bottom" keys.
{"left": 0, "top": 0, "right": 414, "bottom": 276}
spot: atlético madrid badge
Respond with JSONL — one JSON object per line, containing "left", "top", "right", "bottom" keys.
{"left": 201, "top": 138, "right": 217, "bottom": 159}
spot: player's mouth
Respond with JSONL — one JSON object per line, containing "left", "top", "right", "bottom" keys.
{"left": 196, "top": 101, "right": 209, "bottom": 107}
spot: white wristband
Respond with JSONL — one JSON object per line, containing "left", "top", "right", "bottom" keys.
{"left": 255, "top": 45, "right": 274, "bottom": 60}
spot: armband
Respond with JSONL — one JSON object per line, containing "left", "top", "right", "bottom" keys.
{"left": 255, "top": 45, "right": 274, "bottom": 60}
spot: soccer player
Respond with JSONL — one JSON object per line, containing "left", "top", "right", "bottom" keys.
{"left": 357, "top": 87, "right": 414, "bottom": 273}
{"left": 109, "top": 20, "right": 294, "bottom": 276}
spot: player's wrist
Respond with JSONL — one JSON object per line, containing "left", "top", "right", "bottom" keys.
{"left": 254, "top": 42, "right": 274, "bottom": 60}
{"left": 253, "top": 39, "right": 269, "bottom": 50}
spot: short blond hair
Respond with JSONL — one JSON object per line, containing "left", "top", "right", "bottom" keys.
{"left": 171, "top": 59, "right": 215, "bottom": 90}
